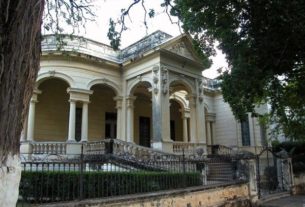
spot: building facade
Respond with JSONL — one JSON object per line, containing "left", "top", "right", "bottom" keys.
{"left": 20, "top": 31, "right": 267, "bottom": 155}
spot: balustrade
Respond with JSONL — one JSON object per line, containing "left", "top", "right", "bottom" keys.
{"left": 32, "top": 142, "right": 67, "bottom": 154}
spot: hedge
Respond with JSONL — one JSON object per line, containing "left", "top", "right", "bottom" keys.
{"left": 19, "top": 171, "right": 202, "bottom": 203}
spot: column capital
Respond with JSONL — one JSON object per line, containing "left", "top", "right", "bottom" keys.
{"left": 67, "top": 88, "right": 93, "bottom": 103}
{"left": 30, "top": 89, "right": 42, "bottom": 103}
{"left": 186, "top": 94, "right": 197, "bottom": 107}
{"left": 126, "top": 96, "right": 136, "bottom": 108}
{"left": 114, "top": 96, "right": 123, "bottom": 109}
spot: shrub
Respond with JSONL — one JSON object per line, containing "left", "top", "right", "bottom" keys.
{"left": 19, "top": 170, "right": 202, "bottom": 203}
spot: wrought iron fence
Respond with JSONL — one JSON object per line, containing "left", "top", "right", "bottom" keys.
{"left": 18, "top": 141, "right": 245, "bottom": 205}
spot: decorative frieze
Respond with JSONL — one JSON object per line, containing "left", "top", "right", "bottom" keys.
{"left": 161, "top": 66, "right": 169, "bottom": 95}
{"left": 196, "top": 78, "right": 205, "bottom": 103}
{"left": 152, "top": 65, "right": 159, "bottom": 94}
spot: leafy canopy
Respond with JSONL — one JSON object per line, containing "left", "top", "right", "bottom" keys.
{"left": 109, "top": 0, "right": 305, "bottom": 141}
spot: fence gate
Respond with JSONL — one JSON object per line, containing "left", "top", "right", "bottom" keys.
{"left": 257, "top": 148, "right": 292, "bottom": 198}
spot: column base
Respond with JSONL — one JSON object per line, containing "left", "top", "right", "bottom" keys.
{"left": 66, "top": 142, "right": 82, "bottom": 155}
{"left": 151, "top": 141, "right": 173, "bottom": 153}
{"left": 20, "top": 141, "right": 33, "bottom": 154}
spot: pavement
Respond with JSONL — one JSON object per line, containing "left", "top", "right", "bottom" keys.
{"left": 260, "top": 195, "right": 305, "bottom": 207}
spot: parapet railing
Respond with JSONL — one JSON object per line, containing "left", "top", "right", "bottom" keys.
{"left": 31, "top": 141, "right": 67, "bottom": 154}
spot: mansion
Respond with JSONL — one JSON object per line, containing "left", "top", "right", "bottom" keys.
{"left": 20, "top": 31, "right": 268, "bottom": 156}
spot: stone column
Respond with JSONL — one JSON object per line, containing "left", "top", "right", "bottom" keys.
{"left": 81, "top": 102, "right": 88, "bottom": 142}
{"left": 188, "top": 95, "right": 197, "bottom": 142}
{"left": 67, "top": 100, "right": 76, "bottom": 142}
{"left": 67, "top": 88, "right": 93, "bottom": 143}
{"left": 196, "top": 96, "right": 206, "bottom": 144}
{"left": 182, "top": 113, "right": 189, "bottom": 143}
{"left": 114, "top": 96, "right": 123, "bottom": 140}
{"left": 206, "top": 121, "right": 212, "bottom": 145}
{"left": 151, "top": 69, "right": 170, "bottom": 143}
{"left": 26, "top": 89, "right": 41, "bottom": 141}
{"left": 126, "top": 96, "right": 136, "bottom": 143}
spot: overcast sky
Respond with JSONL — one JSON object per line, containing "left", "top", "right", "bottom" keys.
{"left": 66, "top": 0, "right": 227, "bottom": 79}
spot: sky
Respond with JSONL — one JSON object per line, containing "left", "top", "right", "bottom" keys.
{"left": 63, "top": 0, "right": 228, "bottom": 79}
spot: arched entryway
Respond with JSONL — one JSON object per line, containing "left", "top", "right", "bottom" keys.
{"left": 169, "top": 80, "right": 194, "bottom": 142}
{"left": 129, "top": 81, "right": 152, "bottom": 147}
{"left": 34, "top": 78, "right": 70, "bottom": 141}
{"left": 88, "top": 84, "right": 117, "bottom": 141}
{"left": 169, "top": 99, "right": 184, "bottom": 142}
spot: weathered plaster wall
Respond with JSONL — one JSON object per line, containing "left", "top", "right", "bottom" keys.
{"left": 35, "top": 79, "right": 69, "bottom": 141}
{"left": 293, "top": 173, "right": 305, "bottom": 195}
{"left": 42, "top": 183, "right": 250, "bottom": 207}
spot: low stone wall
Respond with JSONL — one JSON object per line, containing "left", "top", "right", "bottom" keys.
{"left": 293, "top": 173, "right": 305, "bottom": 195}
{"left": 42, "top": 182, "right": 251, "bottom": 207}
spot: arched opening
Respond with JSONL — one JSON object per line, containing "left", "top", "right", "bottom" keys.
{"left": 35, "top": 78, "right": 70, "bottom": 141}
{"left": 169, "top": 99, "right": 183, "bottom": 142}
{"left": 130, "top": 81, "right": 152, "bottom": 147}
{"left": 88, "top": 84, "right": 117, "bottom": 141}
{"left": 169, "top": 80, "right": 193, "bottom": 143}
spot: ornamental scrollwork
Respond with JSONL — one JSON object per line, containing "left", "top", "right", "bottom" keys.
{"left": 161, "top": 66, "right": 169, "bottom": 95}
{"left": 152, "top": 65, "right": 159, "bottom": 94}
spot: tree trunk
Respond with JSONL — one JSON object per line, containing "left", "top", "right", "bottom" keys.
{"left": 0, "top": 0, "right": 44, "bottom": 206}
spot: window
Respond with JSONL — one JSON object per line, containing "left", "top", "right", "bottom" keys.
{"left": 75, "top": 108, "right": 82, "bottom": 142}
{"left": 260, "top": 123, "right": 267, "bottom": 146}
{"left": 105, "top": 112, "right": 117, "bottom": 139}
{"left": 241, "top": 117, "right": 250, "bottom": 146}
{"left": 170, "top": 120, "right": 175, "bottom": 141}
{"left": 139, "top": 116, "right": 150, "bottom": 147}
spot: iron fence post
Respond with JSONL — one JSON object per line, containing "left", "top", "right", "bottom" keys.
{"left": 182, "top": 148, "right": 186, "bottom": 187}
{"left": 79, "top": 143, "right": 84, "bottom": 200}
{"left": 256, "top": 155, "right": 261, "bottom": 199}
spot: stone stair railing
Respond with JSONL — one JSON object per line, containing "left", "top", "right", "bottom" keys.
{"left": 84, "top": 139, "right": 182, "bottom": 161}
{"left": 84, "top": 139, "right": 201, "bottom": 172}
{"left": 172, "top": 142, "right": 206, "bottom": 156}
{"left": 207, "top": 144, "right": 233, "bottom": 156}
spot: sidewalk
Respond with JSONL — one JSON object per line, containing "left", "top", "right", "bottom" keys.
{"left": 260, "top": 195, "right": 305, "bottom": 207}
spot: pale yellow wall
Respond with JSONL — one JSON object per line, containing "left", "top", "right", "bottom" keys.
{"left": 88, "top": 85, "right": 116, "bottom": 141}
{"left": 133, "top": 93, "right": 152, "bottom": 145}
{"left": 170, "top": 100, "right": 183, "bottom": 142}
{"left": 34, "top": 79, "right": 69, "bottom": 141}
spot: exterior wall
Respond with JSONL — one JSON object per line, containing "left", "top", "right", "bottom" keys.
{"left": 88, "top": 85, "right": 116, "bottom": 141}
{"left": 213, "top": 94, "right": 266, "bottom": 149}
{"left": 214, "top": 94, "right": 240, "bottom": 147}
{"left": 34, "top": 79, "right": 69, "bottom": 141}
{"left": 22, "top": 33, "right": 269, "bottom": 154}
{"left": 40, "top": 57, "right": 121, "bottom": 92}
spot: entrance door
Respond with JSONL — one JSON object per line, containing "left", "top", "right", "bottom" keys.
{"left": 75, "top": 108, "right": 82, "bottom": 142}
{"left": 105, "top": 112, "right": 117, "bottom": 139}
{"left": 139, "top": 116, "right": 150, "bottom": 147}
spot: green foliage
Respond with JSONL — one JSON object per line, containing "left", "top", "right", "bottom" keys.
{"left": 272, "top": 141, "right": 305, "bottom": 174}
{"left": 19, "top": 171, "right": 202, "bottom": 203}
{"left": 170, "top": 0, "right": 305, "bottom": 141}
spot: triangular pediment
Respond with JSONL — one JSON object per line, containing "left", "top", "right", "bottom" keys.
{"left": 163, "top": 37, "right": 199, "bottom": 62}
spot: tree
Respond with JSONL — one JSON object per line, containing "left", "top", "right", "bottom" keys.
{"left": 0, "top": 1, "right": 93, "bottom": 206}
{"left": 109, "top": 0, "right": 305, "bottom": 141}
{"left": 168, "top": 0, "right": 305, "bottom": 141}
